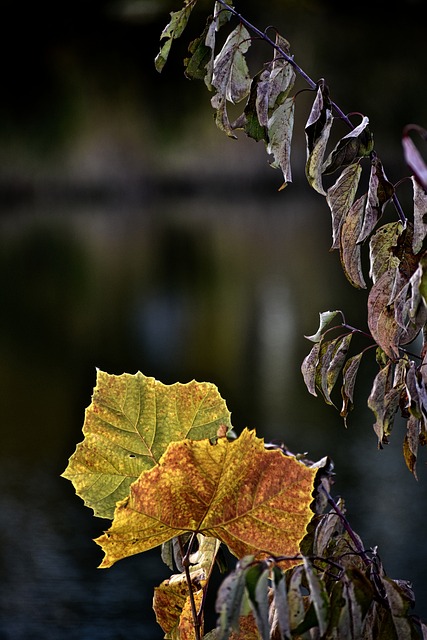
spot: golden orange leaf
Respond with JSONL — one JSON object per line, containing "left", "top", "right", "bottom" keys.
{"left": 95, "top": 429, "right": 316, "bottom": 568}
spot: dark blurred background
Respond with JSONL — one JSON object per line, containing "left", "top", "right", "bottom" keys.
{"left": 1, "top": 1, "right": 426, "bottom": 638}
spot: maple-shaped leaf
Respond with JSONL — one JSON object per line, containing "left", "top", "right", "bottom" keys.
{"left": 326, "top": 162, "right": 362, "bottom": 250}
{"left": 155, "top": 0, "right": 198, "bottom": 72}
{"left": 61, "top": 370, "right": 232, "bottom": 519}
{"left": 357, "top": 157, "right": 395, "bottom": 244}
{"left": 95, "top": 428, "right": 316, "bottom": 568}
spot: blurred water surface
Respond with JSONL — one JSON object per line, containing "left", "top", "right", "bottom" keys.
{"left": 1, "top": 1, "right": 427, "bottom": 637}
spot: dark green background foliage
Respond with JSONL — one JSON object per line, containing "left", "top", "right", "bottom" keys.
{"left": 1, "top": 1, "right": 426, "bottom": 638}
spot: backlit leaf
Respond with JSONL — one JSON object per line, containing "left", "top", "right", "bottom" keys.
{"left": 326, "top": 162, "right": 362, "bottom": 250}
{"left": 155, "top": 0, "right": 198, "bottom": 72}
{"left": 322, "top": 115, "right": 373, "bottom": 175}
{"left": 62, "top": 370, "right": 232, "bottom": 519}
{"left": 357, "top": 157, "right": 394, "bottom": 244}
{"left": 179, "top": 590, "right": 204, "bottom": 639}
{"left": 304, "top": 310, "right": 343, "bottom": 342}
{"left": 340, "top": 193, "right": 367, "bottom": 288}
{"left": 95, "top": 429, "right": 317, "bottom": 567}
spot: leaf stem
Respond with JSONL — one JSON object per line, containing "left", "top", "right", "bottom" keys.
{"left": 179, "top": 533, "right": 202, "bottom": 640}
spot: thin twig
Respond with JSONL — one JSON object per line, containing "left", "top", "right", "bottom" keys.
{"left": 216, "top": 0, "right": 407, "bottom": 226}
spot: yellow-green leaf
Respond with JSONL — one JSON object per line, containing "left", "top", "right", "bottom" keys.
{"left": 95, "top": 429, "right": 316, "bottom": 568}
{"left": 62, "top": 370, "right": 232, "bottom": 519}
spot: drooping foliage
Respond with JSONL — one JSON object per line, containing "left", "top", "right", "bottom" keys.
{"left": 62, "top": 1, "right": 427, "bottom": 638}
{"left": 155, "top": 0, "right": 427, "bottom": 479}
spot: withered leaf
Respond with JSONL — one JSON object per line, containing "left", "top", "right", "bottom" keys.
{"left": 303, "top": 557, "right": 330, "bottom": 637}
{"left": 155, "top": 0, "right": 198, "bottom": 72}
{"left": 301, "top": 342, "right": 322, "bottom": 396}
{"left": 154, "top": 534, "right": 219, "bottom": 637}
{"left": 211, "top": 23, "right": 252, "bottom": 137}
{"left": 326, "top": 162, "right": 362, "bottom": 250}
{"left": 368, "top": 222, "right": 403, "bottom": 284}
{"left": 305, "top": 80, "right": 333, "bottom": 195}
{"left": 340, "top": 193, "right": 367, "bottom": 289}
{"left": 266, "top": 97, "right": 295, "bottom": 187}
{"left": 316, "top": 334, "right": 353, "bottom": 406}
{"left": 340, "top": 352, "right": 364, "bottom": 423}
{"left": 367, "top": 270, "right": 403, "bottom": 360}
{"left": 62, "top": 371, "right": 231, "bottom": 519}
{"left": 403, "top": 414, "right": 421, "bottom": 479}
{"left": 256, "top": 34, "right": 295, "bottom": 127}
{"left": 204, "top": 1, "right": 233, "bottom": 89}
{"left": 233, "top": 73, "right": 268, "bottom": 142}
{"left": 357, "top": 157, "right": 395, "bottom": 244}
{"left": 305, "top": 80, "right": 332, "bottom": 153}
{"left": 367, "top": 362, "right": 402, "bottom": 446}
{"left": 412, "top": 176, "right": 427, "bottom": 254}
{"left": 212, "top": 23, "right": 251, "bottom": 103}
{"left": 95, "top": 429, "right": 316, "bottom": 568}
{"left": 305, "top": 309, "right": 343, "bottom": 342}
{"left": 322, "top": 115, "right": 373, "bottom": 176}
{"left": 184, "top": 19, "right": 213, "bottom": 82}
